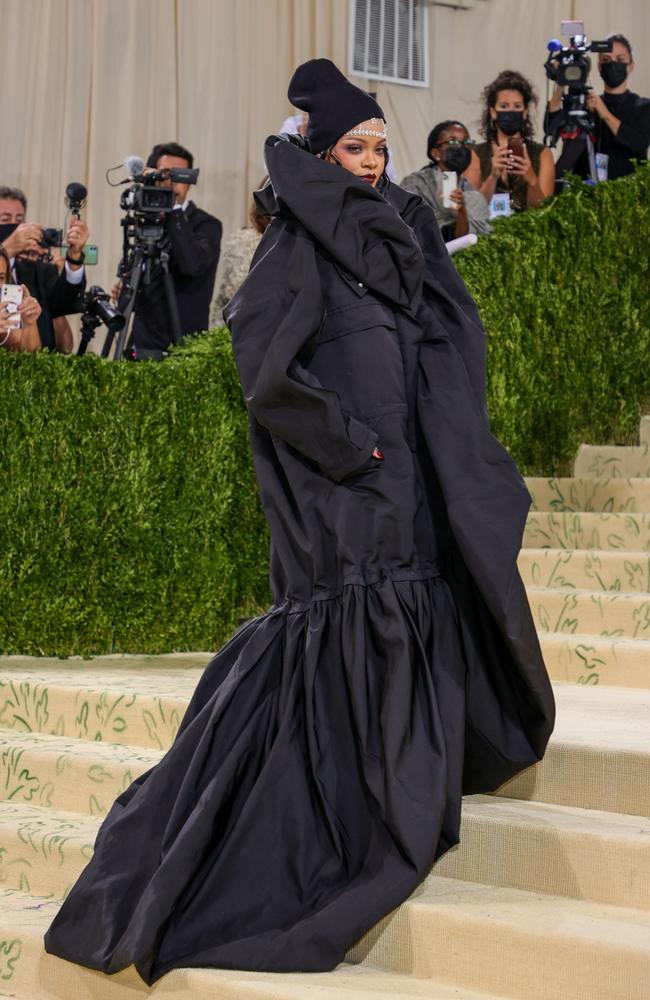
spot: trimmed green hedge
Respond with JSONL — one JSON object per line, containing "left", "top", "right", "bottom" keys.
{"left": 1, "top": 167, "right": 649, "bottom": 654}
{"left": 0, "top": 333, "right": 269, "bottom": 655}
{"left": 456, "top": 165, "right": 650, "bottom": 474}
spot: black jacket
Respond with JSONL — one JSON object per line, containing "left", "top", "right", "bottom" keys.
{"left": 598, "top": 90, "right": 650, "bottom": 178}
{"left": 130, "top": 201, "right": 222, "bottom": 350}
{"left": 14, "top": 259, "right": 85, "bottom": 350}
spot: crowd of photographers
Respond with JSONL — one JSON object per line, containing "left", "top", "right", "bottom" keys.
{"left": 0, "top": 30, "right": 648, "bottom": 357}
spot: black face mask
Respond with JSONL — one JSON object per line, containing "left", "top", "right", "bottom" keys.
{"left": 495, "top": 111, "right": 525, "bottom": 136}
{"left": 443, "top": 146, "right": 472, "bottom": 174}
{"left": 600, "top": 61, "right": 628, "bottom": 88}
{"left": 0, "top": 222, "right": 18, "bottom": 243}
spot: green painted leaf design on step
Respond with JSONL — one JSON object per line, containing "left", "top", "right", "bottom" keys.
{"left": 1, "top": 748, "right": 41, "bottom": 803}
{"left": 0, "top": 938, "right": 21, "bottom": 980}
{"left": 0, "top": 680, "right": 49, "bottom": 733}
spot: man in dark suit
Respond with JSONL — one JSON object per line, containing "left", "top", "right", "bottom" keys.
{"left": 124, "top": 142, "right": 222, "bottom": 358}
{"left": 0, "top": 186, "right": 87, "bottom": 351}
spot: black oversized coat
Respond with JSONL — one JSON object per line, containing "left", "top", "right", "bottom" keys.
{"left": 44, "top": 136, "right": 554, "bottom": 984}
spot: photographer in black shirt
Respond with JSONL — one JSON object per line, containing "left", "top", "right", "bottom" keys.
{"left": 548, "top": 33, "right": 650, "bottom": 180}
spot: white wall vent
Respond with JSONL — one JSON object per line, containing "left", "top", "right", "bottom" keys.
{"left": 349, "top": 0, "right": 429, "bottom": 88}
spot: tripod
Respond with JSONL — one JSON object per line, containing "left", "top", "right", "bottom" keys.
{"left": 77, "top": 313, "right": 102, "bottom": 356}
{"left": 544, "top": 89, "right": 599, "bottom": 186}
{"left": 105, "top": 222, "right": 183, "bottom": 360}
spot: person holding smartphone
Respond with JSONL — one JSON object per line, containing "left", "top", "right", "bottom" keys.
{"left": 0, "top": 245, "right": 42, "bottom": 351}
{"left": 466, "top": 70, "right": 555, "bottom": 212}
{"left": 400, "top": 120, "right": 491, "bottom": 241}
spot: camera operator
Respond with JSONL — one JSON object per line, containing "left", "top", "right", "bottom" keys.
{"left": 120, "top": 142, "right": 222, "bottom": 357}
{"left": 547, "top": 33, "right": 650, "bottom": 180}
{"left": 0, "top": 186, "right": 87, "bottom": 352}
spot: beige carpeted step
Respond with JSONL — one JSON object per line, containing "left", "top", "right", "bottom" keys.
{"left": 518, "top": 548, "right": 650, "bottom": 592}
{"left": 574, "top": 443, "right": 650, "bottom": 478}
{"left": 0, "top": 801, "right": 96, "bottom": 899}
{"left": 0, "top": 887, "right": 510, "bottom": 1000}
{"left": 523, "top": 511, "right": 650, "bottom": 551}
{"left": 0, "top": 656, "right": 205, "bottom": 749}
{"left": 5, "top": 791, "right": 647, "bottom": 918}
{"left": 434, "top": 795, "right": 650, "bottom": 910}
{"left": 529, "top": 586, "right": 650, "bottom": 640}
{"left": 527, "top": 476, "right": 650, "bottom": 513}
{"left": 349, "top": 876, "right": 650, "bottom": 1000}
{"left": 540, "top": 631, "right": 650, "bottom": 686}
{"left": 0, "top": 730, "right": 162, "bottom": 817}
{"left": 498, "top": 685, "right": 650, "bottom": 815}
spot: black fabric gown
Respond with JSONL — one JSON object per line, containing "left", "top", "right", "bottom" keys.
{"left": 44, "top": 136, "right": 555, "bottom": 985}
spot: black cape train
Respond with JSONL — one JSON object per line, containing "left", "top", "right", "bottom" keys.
{"left": 45, "top": 136, "right": 555, "bottom": 984}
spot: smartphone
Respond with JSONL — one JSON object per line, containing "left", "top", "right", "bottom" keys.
{"left": 0, "top": 283, "right": 23, "bottom": 329}
{"left": 507, "top": 137, "right": 524, "bottom": 162}
{"left": 61, "top": 243, "right": 99, "bottom": 265}
{"left": 442, "top": 171, "right": 458, "bottom": 209}
{"left": 561, "top": 19, "right": 585, "bottom": 38}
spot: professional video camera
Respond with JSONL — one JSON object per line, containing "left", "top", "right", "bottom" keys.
{"left": 75, "top": 285, "right": 125, "bottom": 356}
{"left": 105, "top": 156, "right": 199, "bottom": 359}
{"left": 543, "top": 20, "right": 613, "bottom": 183}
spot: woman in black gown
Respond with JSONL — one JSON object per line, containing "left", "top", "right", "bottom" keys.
{"left": 45, "top": 60, "right": 554, "bottom": 985}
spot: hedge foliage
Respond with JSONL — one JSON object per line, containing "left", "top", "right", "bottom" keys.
{"left": 0, "top": 333, "right": 269, "bottom": 655}
{"left": 1, "top": 167, "right": 649, "bottom": 654}
{"left": 456, "top": 165, "right": 650, "bottom": 474}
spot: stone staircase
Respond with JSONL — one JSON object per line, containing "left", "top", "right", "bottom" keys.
{"left": 1, "top": 421, "right": 650, "bottom": 1000}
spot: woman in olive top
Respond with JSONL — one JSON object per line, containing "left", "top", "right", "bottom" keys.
{"left": 466, "top": 69, "right": 555, "bottom": 213}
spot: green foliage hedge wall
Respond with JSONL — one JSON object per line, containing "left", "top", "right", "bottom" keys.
{"left": 1, "top": 168, "right": 649, "bottom": 655}
{"left": 455, "top": 166, "right": 650, "bottom": 474}
{"left": 0, "top": 333, "right": 269, "bottom": 655}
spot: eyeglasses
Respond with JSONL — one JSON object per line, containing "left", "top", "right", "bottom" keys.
{"left": 434, "top": 138, "right": 476, "bottom": 149}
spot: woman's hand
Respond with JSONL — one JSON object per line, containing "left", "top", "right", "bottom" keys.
{"left": 508, "top": 145, "right": 537, "bottom": 186}
{"left": 491, "top": 144, "right": 512, "bottom": 177}
{"left": 448, "top": 189, "right": 466, "bottom": 214}
{"left": 18, "top": 285, "right": 42, "bottom": 327}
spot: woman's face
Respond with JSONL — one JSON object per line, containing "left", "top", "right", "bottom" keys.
{"left": 431, "top": 125, "right": 471, "bottom": 168}
{"left": 0, "top": 260, "right": 7, "bottom": 284}
{"left": 326, "top": 122, "right": 387, "bottom": 187}
{"left": 490, "top": 89, "right": 527, "bottom": 122}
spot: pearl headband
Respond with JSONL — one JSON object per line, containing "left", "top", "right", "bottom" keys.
{"left": 345, "top": 117, "right": 387, "bottom": 139}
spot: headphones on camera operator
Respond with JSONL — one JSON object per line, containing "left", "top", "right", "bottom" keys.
{"left": 105, "top": 154, "right": 199, "bottom": 361}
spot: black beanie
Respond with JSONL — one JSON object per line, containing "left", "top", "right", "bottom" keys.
{"left": 288, "top": 59, "right": 385, "bottom": 155}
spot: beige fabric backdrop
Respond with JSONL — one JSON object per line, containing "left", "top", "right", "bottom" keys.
{"left": 1, "top": 0, "right": 648, "bottom": 332}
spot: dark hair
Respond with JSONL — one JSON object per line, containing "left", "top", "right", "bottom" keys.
{"left": 0, "top": 244, "right": 10, "bottom": 279}
{"left": 606, "top": 33, "right": 633, "bottom": 60}
{"left": 426, "top": 120, "right": 467, "bottom": 161}
{"left": 146, "top": 142, "right": 194, "bottom": 169}
{"left": 0, "top": 186, "right": 27, "bottom": 210}
{"left": 479, "top": 70, "right": 537, "bottom": 141}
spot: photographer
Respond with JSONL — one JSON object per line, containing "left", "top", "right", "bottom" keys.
{"left": 0, "top": 186, "right": 87, "bottom": 352}
{"left": 466, "top": 71, "right": 555, "bottom": 212}
{"left": 400, "top": 121, "right": 491, "bottom": 241}
{"left": 548, "top": 33, "right": 650, "bottom": 180}
{"left": 122, "top": 142, "right": 222, "bottom": 357}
